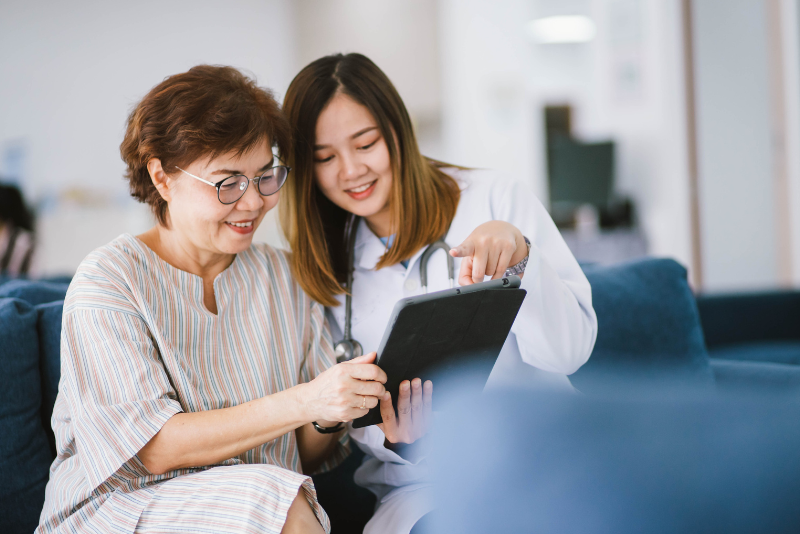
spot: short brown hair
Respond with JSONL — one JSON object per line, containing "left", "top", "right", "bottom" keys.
{"left": 281, "top": 53, "right": 461, "bottom": 307}
{"left": 120, "top": 65, "right": 291, "bottom": 226}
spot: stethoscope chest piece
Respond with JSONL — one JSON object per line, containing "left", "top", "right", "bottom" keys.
{"left": 335, "top": 338, "right": 363, "bottom": 363}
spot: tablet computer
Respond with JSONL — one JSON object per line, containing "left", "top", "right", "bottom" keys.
{"left": 352, "top": 275, "right": 527, "bottom": 428}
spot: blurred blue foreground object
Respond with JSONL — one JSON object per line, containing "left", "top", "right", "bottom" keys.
{"left": 426, "top": 388, "right": 800, "bottom": 534}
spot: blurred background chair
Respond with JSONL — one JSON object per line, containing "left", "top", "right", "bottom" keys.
{"left": 0, "top": 182, "right": 36, "bottom": 277}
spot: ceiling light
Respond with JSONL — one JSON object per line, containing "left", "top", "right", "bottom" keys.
{"left": 526, "top": 15, "right": 596, "bottom": 44}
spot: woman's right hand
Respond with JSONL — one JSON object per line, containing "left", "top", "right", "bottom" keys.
{"left": 299, "top": 352, "right": 387, "bottom": 424}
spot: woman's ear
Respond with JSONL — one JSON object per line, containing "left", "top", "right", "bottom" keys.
{"left": 147, "top": 158, "right": 172, "bottom": 203}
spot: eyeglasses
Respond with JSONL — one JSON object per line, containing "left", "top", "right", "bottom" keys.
{"left": 176, "top": 161, "right": 291, "bottom": 205}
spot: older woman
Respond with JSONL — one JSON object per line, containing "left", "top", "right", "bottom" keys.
{"left": 36, "top": 66, "right": 387, "bottom": 534}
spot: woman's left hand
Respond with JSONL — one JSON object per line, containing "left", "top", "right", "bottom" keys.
{"left": 449, "top": 221, "right": 528, "bottom": 285}
{"left": 378, "top": 378, "right": 433, "bottom": 445}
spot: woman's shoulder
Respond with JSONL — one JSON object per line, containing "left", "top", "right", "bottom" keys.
{"left": 439, "top": 166, "right": 517, "bottom": 196}
{"left": 243, "top": 242, "right": 292, "bottom": 277}
{"left": 64, "top": 234, "right": 152, "bottom": 314}
{"left": 242, "top": 243, "right": 311, "bottom": 304}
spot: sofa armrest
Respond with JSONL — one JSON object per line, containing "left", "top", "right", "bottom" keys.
{"left": 710, "top": 359, "right": 800, "bottom": 394}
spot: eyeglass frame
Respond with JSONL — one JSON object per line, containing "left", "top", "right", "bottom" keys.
{"left": 175, "top": 159, "right": 292, "bottom": 205}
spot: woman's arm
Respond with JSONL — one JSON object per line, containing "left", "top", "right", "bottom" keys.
{"left": 139, "top": 353, "right": 385, "bottom": 475}
{"left": 295, "top": 422, "right": 344, "bottom": 474}
{"left": 452, "top": 176, "right": 597, "bottom": 374}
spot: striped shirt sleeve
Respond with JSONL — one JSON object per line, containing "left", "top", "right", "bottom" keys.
{"left": 61, "top": 304, "right": 182, "bottom": 491}
{"left": 296, "top": 297, "right": 350, "bottom": 474}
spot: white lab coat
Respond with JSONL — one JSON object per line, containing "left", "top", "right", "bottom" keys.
{"left": 326, "top": 168, "right": 598, "bottom": 534}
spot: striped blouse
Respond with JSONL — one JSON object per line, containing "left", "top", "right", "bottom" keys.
{"left": 37, "top": 233, "right": 345, "bottom": 533}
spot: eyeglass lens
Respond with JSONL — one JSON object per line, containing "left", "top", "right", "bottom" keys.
{"left": 216, "top": 167, "right": 289, "bottom": 204}
{"left": 257, "top": 166, "right": 289, "bottom": 196}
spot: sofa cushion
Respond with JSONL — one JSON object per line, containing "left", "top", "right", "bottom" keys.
{"left": 573, "top": 258, "right": 713, "bottom": 390}
{"left": 0, "top": 298, "right": 52, "bottom": 534}
{"left": 37, "top": 300, "right": 64, "bottom": 458}
{"left": 0, "top": 279, "right": 69, "bottom": 305}
{"left": 709, "top": 342, "right": 800, "bottom": 366}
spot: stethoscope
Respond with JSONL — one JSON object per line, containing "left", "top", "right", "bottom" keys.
{"left": 334, "top": 216, "right": 454, "bottom": 362}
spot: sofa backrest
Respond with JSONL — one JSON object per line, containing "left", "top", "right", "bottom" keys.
{"left": 0, "top": 298, "right": 54, "bottom": 534}
{"left": 0, "top": 279, "right": 67, "bottom": 534}
{"left": 573, "top": 258, "right": 713, "bottom": 391}
{"left": 697, "top": 291, "right": 800, "bottom": 348}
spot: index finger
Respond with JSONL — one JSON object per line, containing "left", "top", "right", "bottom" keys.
{"left": 346, "top": 363, "right": 387, "bottom": 384}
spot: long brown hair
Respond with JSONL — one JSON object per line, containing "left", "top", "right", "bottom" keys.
{"left": 281, "top": 53, "right": 461, "bottom": 306}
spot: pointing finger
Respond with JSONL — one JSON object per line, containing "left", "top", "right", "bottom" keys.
{"left": 449, "top": 239, "right": 475, "bottom": 258}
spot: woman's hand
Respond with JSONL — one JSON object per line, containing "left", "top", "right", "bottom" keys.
{"left": 299, "top": 352, "right": 387, "bottom": 425}
{"left": 378, "top": 378, "right": 433, "bottom": 445}
{"left": 449, "top": 221, "right": 527, "bottom": 285}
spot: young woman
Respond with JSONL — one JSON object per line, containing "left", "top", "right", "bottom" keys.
{"left": 37, "top": 66, "right": 388, "bottom": 534}
{"left": 281, "top": 53, "right": 598, "bottom": 534}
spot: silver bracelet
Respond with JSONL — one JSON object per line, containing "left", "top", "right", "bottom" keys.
{"left": 504, "top": 236, "right": 531, "bottom": 277}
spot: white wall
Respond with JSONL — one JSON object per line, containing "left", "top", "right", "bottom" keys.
{"left": 582, "top": 0, "right": 695, "bottom": 278}
{"left": 293, "top": 0, "right": 444, "bottom": 158}
{"left": 0, "top": 0, "right": 296, "bottom": 273}
{"left": 294, "top": 0, "right": 441, "bottom": 121}
{"left": 692, "top": 0, "right": 779, "bottom": 291}
{"left": 442, "top": 0, "right": 694, "bottom": 276}
{"left": 438, "top": 0, "right": 545, "bottom": 198}
{"left": 781, "top": 0, "right": 800, "bottom": 286}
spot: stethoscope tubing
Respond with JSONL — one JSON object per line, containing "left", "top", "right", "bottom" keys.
{"left": 335, "top": 216, "right": 453, "bottom": 362}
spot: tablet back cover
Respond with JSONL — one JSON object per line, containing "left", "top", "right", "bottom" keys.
{"left": 352, "top": 287, "right": 526, "bottom": 428}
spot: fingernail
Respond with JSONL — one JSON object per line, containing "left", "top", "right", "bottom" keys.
{"left": 384, "top": 392, "right": 391, "bottom": 400}
{"left": 412, "top": 379, "right": 421, "bottom": 388}
{"left": 401, "top": 382, "right": 410, "bottom": 391}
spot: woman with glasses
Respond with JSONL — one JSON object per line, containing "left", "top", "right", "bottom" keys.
{"left": 281, "top": 53, "right": 598, "bottom": 534}
{"left": 36, "top": 66, "right": 386, "bottom": 534}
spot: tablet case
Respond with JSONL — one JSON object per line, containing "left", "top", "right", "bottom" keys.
{"left": 352, "top": 277, "right": 526, "bottom": 428}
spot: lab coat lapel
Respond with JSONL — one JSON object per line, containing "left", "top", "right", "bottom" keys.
{"left": 355, "top": 218, "right": 389, "bottom": 271}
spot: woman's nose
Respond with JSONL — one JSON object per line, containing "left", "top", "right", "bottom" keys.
{"left": 234, "top": 179, "right": 264, "bottom": 211}
{"left": 339, "top": 152, "right": 365, "bottom": 180}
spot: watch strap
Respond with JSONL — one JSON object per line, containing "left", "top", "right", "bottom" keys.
{"left": 312, "top": 421, "right": 345, "bottom": 434}
{"left": 504, "top": 236, "right": 531, "bottom": 277}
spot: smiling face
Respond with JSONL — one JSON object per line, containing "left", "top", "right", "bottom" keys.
{"left": 313, "top": 92, "right": 394, "bottom": 237}
{"left": 164, "top": 140, "right": 278, "bottom": 258}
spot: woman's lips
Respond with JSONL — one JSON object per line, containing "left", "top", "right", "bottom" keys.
{"left": 345, "top": 180, "right": 377, "bottom": 200}
{"left": 225, "top": 220, "right": 255, "bottom": 235}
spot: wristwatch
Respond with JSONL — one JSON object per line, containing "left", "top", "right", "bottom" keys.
{"left": 504, "top": 236, "right": 531, "bottom": 277}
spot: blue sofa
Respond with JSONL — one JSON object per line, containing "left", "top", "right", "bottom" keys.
{"left": 2, "top": 259, "right": 799, "bottom": 534}
{"left": 697, "top": 291, "right": 800, "bottom": 392}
